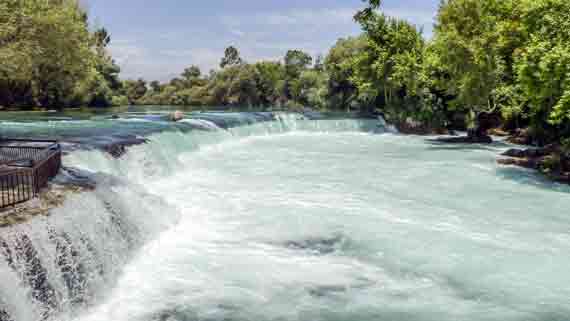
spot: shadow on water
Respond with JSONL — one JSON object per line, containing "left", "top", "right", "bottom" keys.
{"left": 496, "top": 165, "right": 570, "bottom": 194}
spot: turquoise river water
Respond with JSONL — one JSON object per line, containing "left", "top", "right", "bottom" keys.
{"left": 0, "top": 108, "right": 568, "bottom": 321}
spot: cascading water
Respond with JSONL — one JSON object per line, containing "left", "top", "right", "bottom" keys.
{"left": 0, "top": 113, "right": 386, "bottom": 321}
{"left": 1, "top": 111, "right": 570, "bottom": 321}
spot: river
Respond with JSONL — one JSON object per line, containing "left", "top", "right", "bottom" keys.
{"left": 0, "top": 109, "right": 569, "bottom": 321}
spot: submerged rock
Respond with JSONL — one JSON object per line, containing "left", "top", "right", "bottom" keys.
{"left": 497, "top": 157, "right": 539, "bottom": 169}
{"left": 102, "top": 137, "right": 149, "bottom": 159}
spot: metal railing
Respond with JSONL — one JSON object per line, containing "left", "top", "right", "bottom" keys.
{"left": 0, "top": 140, "right": 62, "bottom": 208}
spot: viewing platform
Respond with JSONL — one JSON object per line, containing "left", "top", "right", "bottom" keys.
{"left": 0, "top": 139, "right": 62, "bottom": 208}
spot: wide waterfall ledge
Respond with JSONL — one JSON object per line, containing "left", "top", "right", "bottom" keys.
{"left": 0, "top": 113, "right": 392, "bottom": 321}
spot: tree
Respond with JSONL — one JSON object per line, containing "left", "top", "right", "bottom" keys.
{"left": 325, "top": 36, "right": 368, "bottom": 111}
{"left": 283, "top": 50, "right": 312, "bottom": 101}
{"left": 220, "top": 46, "right": 243, "bottom": 68}
{"left": 515, "top": 0, "right": 570, "bottom": 133}
{"left": 150, "top": 81, "right": 162, "bottom": 93}
{"left": 430, "top": 0, "right": 521, "bottom": 130}
{"left": 94, "top": 27, "right": 111, "bottom": 48}
{"left": 350, "top": 11, "right": 425, "bottom": 115}
{"left": 355, "top": 0, "right": 383, "bottom": 26}
{"left": 182, "top": 65, "right": 201, "bottom": 82}
{"left": 284, "top": 50, "right": 312, "bottom": 78}
{"left": 0, "top": 0, "right": 98, "bottom": 108}
{"left": 253, "top": 61, "right": 286, "bottom": 106}
{"left": 296, "top": 70, "right": 329, "bottom": 109}
{"left": 124, "top": 79, "right": 147, "bottom": 104}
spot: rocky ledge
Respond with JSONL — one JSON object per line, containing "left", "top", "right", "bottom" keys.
{"left": 498, "top": 144, "right": 570, "bottom": 183}
{"left": 431, "top": 112, "right": 501, "bottom": 144}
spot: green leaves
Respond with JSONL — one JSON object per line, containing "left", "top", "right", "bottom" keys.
{"left": 513, "top": 0, "right": 570, "bottom": 126}
{"left": 350, "top": 10, "right": 426, "bottom": 117}
{"left": 220, "top": 46, "right": 243, "bottom": 69}
{"left": 0, "top": 0, "right": 109, "bottom": 108}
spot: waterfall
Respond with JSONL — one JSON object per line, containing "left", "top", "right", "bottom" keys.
{"left": 0, "top": 113, "right": 388, "bottom": 321}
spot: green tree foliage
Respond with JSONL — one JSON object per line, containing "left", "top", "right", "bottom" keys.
{"left": 123, "top": 79, "right": 148, "bottom": 104}
{"left": 283, "top": 50, "right": 313, "bottom": 101}
{"left": 0, "top": 0, "right": 124, "bottom": 109}
{"left": 140, "top": 50, "right": 327, "bottom": 110}
{"left": 0, "top": 0, "right": 95, "bottom": 108}
{"left": 431, "top": 0, "right": 519, "bottom": 122}
{"left": 182, "top": 65, "right": 201, "bottom": 82}
{"left": 350, "top": 11, "right": 426, "bottom": 117}
{"left": 325, "top": 36, "right": 368, "bottom": 111}
{"left": 515, "top": 0, "right": 570, "bottom": 130}
{"left": 429, "top": 0, "right": 570, "bottom": 142}
{"left": 253, "top": 61, "right": 286, "bottom": 106}
{"left": 284, "top": 50, "right": 312, "bottom": 79}
{"left": 220, "top": 46, "right": 243, "bottom": 68}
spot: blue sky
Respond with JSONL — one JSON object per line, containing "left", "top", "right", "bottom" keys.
{"left": 86, "top": 0, "right": 439, "bottom": 81}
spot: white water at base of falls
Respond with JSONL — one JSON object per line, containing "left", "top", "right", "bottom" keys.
{"left": 1, "top": 115, "right": 570, "bottom": 321}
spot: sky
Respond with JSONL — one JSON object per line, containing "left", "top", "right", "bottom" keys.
{"left": 86, "top": 0, "right": 439, "bottom": 82}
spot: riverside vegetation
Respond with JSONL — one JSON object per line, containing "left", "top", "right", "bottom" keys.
{"left": 2, "top": 0, "right": 570, "bottom": 179}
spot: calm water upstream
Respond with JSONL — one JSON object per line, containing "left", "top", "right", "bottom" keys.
{"left": 0, "top": 109, "right": 569, "bottom": 321}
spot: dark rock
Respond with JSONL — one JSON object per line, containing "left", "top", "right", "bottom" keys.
{"left": 103, "top": 137, "right": 149, "bottom": 159}
{"left": 105, "top": 144, "right": 127, "bottom": 158}
{"left": 0, "top": 310, "right": 12, "bottom": 321}
{"left": 395, "top": 118, "right": 449, "bottom": 135}
{"left": 284, "top": 234, "right": 346, "bottom": 256}
{"left": 501, "top": 145, "right": 561, "bottom": 159}
{"left": 502, "top": 149, "right": 526, "bottom": 158}
{"left": 498, "top": 142, "right": 570, "bottom": 185}
{"left": 497, "top": 157, "right": 539, "bottom": 169}
{"left": 435, "top": 134, "right": 493, "bottom": 144}
{"left": 507, "top": 128, "right": 533, "bottom": 145}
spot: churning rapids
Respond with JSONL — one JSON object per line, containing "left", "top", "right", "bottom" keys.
{"left": 0, "top": 110, "right": 569, "bottom": 321}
